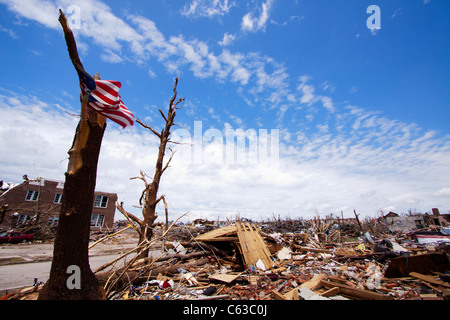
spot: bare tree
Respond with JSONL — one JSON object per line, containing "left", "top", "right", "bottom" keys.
{"left": 116, "top": 78, "right": 184, "bottom": 259}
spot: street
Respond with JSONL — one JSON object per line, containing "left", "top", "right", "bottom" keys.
{"left": 0, "top": 254, "right": 122, "bottom": 292}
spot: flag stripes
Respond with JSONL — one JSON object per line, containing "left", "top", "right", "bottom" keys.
{"left": 79, "top": 79, "right": 134, "bottom": 129}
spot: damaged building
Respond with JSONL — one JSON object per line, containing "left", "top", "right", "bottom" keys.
{"left": 382, "top": 209, "right": 450, "bottom": 233}
{"left": 0, "top": 177, "right": 117, "bottom": 232}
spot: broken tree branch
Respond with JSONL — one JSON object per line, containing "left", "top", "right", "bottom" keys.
{"left": 135, "top": 118, "right": 161, "bottom": 138}
{"left": 159, "top": 108, "right": 168, "bottom": 123}
{"left": 162, "top": 148, "right": 176, "bottom": 174}
{"left": 100, "top": 212, "right": 189, "bottom": 296}
{"left": 115, "top": 201, "right": 143, "bottom": 229}
{"left": 88, "top": 225, "right": 132, "bottom": 250}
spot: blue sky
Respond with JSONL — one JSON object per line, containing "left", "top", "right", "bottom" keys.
{"left": 0, "top": 0, "right": 449, "bottom": 221}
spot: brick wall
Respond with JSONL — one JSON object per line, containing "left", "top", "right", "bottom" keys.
{"left": 0, "top": 179, "right": 116, "bottom": 231}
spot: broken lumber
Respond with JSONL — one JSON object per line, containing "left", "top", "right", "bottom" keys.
{"left": 284, "top": 287, "right": 300, "bottom": 300}
{"left": 194, "top": 225, "right": 237, "bottom": 241}
{"left": 271, "top": 290, "right": 288, "bottom": 300}
{"left": 293, "top": 247, "right": 331, "bottom": 253}
{"left": 236, "top": 222, "right": 273, "bottom": 270}
{"left": 300, "top": 273, "right": 328, "bottom": 291}
{"left": 409, "top": 272, "right": 450, "bottom": 288}
{"left": 320, "top": 280, "right": 393, "bottom": 300}
{"left": 208, "top": 273, "right": 242, "bottom": 284}
{"left": 321, "top": 287, "right": 340, "bottom": 297}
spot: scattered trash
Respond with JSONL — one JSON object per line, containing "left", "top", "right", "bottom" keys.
{"left": 2, "top": 216, "right": 449, "bottom": 300}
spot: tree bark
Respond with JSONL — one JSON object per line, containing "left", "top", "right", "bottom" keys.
{"left": 38, "top": 10, "right": 107, "bottom": 300}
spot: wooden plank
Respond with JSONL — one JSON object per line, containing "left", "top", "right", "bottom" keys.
{"left": 196, "top": 237, "right": 238, "bottom": 242}
{"left": 195, "top": 225, "right": 237, "bottom": 241}
{"left": 271, "top": 290, "right": 287, "bottom": 300}
{"left": 409, "top": 272, "right": 450, "bottom": 288}
{"left": 321, "top": 287, "right": 340, "bottom": 297}
{"left": 293, "top": 247, "right": 331, "bottom": 253}
{"left": 195, "top": 294, "right": 230, "bottom": 301}
{"left": 209, "top": 273, "right": 242, "bottom": 284}
{"left": 284, "top": 288, "right": 300, "bottom": 300}
{"left": 300, "top": 273, "right": 328, "bottom": 291}
{"left": 236, "top": 222, "right": 273, "bottom": 270}
{"left": 320, "top": 280, "right": 393, "bottom": 300}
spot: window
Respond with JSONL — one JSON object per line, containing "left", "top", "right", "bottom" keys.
{"left": 415, "top": 220, "right": 424, "bottom": 229}
{"left": 47, "top": 216, "right": 59, "bottom": 227}
{"left": 25, "top": 191, "right": 40, "bottom": 201}
{"left": 94, "top": 195, "right": 109, "bottom": 208}
{"left": 91, "top": 214, "right": 105, "bottom": 227}
{"left": 16, "top": 214, "right": 30, "bottom": 226}
{"left": 54, "top": 194, "right": 63, "bottom": 204}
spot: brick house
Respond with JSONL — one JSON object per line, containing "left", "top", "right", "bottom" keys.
{"left": 0, "top": 178, "right": 117, "bottom": 231}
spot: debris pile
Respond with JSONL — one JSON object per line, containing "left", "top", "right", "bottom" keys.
{"left": 90, "top": 218, "right": 450, "bottom": 300}
{"left": 3, "top": 217, "right": 449, "bottom": 300}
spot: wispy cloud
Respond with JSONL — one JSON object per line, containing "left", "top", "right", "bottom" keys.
{"left": 218, "top": 32, "right": 236, "bottom": 47}
{"left": 100, "top": 49, "right": 123, "bottom": 63}
{"left": 0, "top": 24, "right": 19, "bottom": 39}
{"left": 241, "top": 0, "right": 274, "bottom": 33}
{"left": 1, "top": 0, "right": 449, "bottom": 220}
{"left": 1, "top": 90, "right": 450, "bottom": 220}
{"left": 0, "top": 0, "right": 293, "bottom": 108}
{"left": 181, "top": 0, "right": 235, "bottom": 19}
{"left": 0, "top": 0, "right": 59, "bottom": 29}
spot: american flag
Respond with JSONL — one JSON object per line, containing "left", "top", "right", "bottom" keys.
{"left": 75, "top": 64, "right": 134, "bottom": 128}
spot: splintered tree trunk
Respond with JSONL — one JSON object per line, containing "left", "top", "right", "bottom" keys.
{"left": 38, "top": 11, "right": 107, "bottom": 300}
{"left": 39, "top": 120, "right": 106, "bottom": 300}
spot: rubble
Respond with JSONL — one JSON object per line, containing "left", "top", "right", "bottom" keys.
{"left": 94, "top": 217, "right": 450, "bottom": 301}
{"left": 3, "top": 216, "right": 450, "bottom": 301}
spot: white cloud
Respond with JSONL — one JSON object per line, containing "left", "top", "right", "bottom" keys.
{"left": 148, "top": 68, "right": 156, "bottom": 79}
{"left": 2, "top": 1, "right": 450, "bottom": 221}
{"left": 181, "top": 0, "right": 235, "bottom": 18}
{"left": 0, "top": 0, "right": 59, "bottom": 29}
{"left": 1, "top": 0, "right": 295, "bottom": 110}
{"left": 219, "top": 32, "right": 236, "bottom": 47}
{"left": 219, "top": 50, "right": 251, "bottom": 85}
{"left": 100, "top": 49, "right": 123, "bottom": 63}
{"left": 297, "top": 76, "right": 336, "bottom": 113}
{"left": 241, "top": 0, "right": 274, "bottom": 33}
{"left": 435, "top": 188, "right": 450, "bottom": 196}
{"left": 0, "top": 24, "right": 19, "bottom": 38}
{"left": 1, "top": 90, "right": 450, "bottom": 222}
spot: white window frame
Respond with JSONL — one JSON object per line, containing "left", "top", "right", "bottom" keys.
{"left": 17, "top": 214, "right": 31, "bottom": 225}
{"left": 54, "top": 193, "right": 63, "bottom": 204}
{"left": 94, "top": 195, "right": 109, "bottom": 208}
{"left": 47, "top": 216, "right": 59, "bottom": 227}
{"left": 25, "top": 190, "right": 40, "bottom": 202}
{"left": 91, "top": 214, "right": 105, "bottom": 227}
